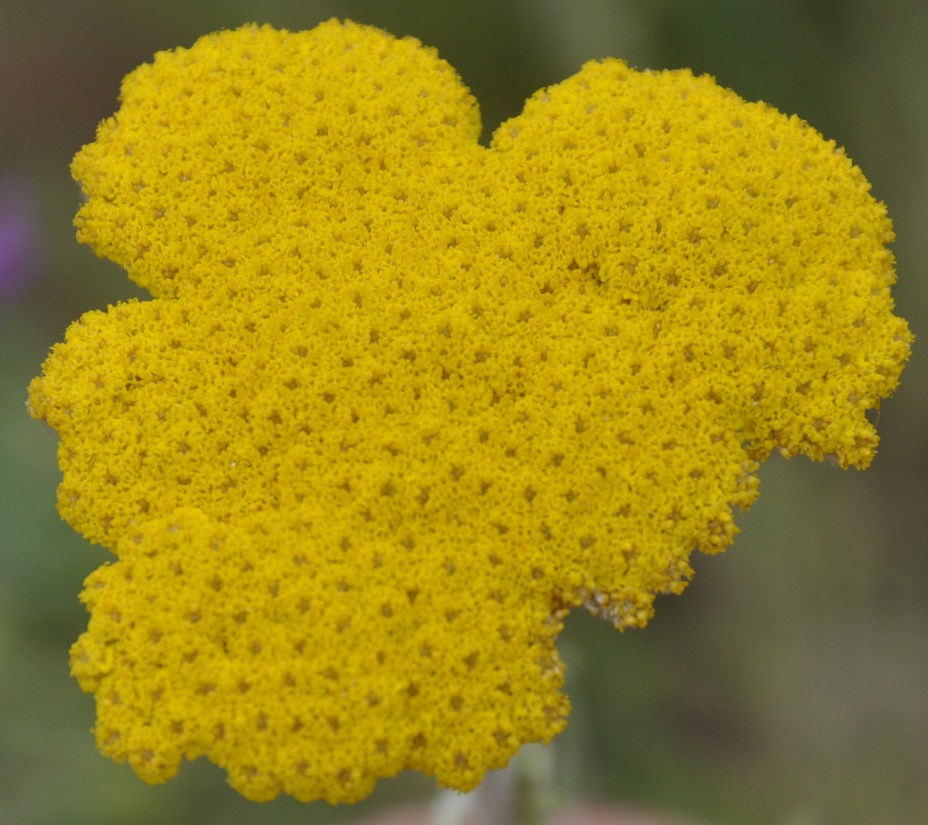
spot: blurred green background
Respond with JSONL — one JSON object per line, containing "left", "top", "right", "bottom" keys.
{"left": 1, "top": 1, "right": 925, "bottom": 823}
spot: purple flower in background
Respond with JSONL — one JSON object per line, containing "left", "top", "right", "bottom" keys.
{"left": 0, "top": 175, "right": 42, "bottom": 300}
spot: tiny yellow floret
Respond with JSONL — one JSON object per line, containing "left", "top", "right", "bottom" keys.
{"left": 29, "top": 19, "right": 910, "bottom": 803}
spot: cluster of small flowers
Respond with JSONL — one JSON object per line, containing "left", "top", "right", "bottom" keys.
{"left": 29, "top": 20, "right": 910, "bottom": 803}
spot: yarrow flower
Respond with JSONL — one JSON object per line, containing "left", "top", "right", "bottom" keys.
{"left": 29, "top": 19, "right": 910, "bottom": 804}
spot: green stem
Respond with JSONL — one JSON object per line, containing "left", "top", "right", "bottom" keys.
{"left": 431, "top": 744, "right": 559, "bottom": 825}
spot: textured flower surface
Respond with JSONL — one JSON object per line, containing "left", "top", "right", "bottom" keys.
{"left": 29, "top": 19, "right": 910, "bottom": 804}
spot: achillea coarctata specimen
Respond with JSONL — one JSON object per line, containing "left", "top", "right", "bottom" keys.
{"left": 29, "top": 19, "right": 910, "bottom": 804}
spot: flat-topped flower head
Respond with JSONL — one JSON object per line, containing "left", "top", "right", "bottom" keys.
{"left": 29, "top": 19, "right": 910, "bottom": 804}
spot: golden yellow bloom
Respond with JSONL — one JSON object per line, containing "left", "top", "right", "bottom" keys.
{"left": 29, "top": 19, "right": 910, "bottom": 803}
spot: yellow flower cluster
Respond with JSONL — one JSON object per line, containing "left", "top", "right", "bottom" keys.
{"left": 29, "top": 19, "right": 910, "bottom": 803}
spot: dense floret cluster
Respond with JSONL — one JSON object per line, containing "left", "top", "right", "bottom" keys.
{"left": 29, "top": 19, "right": 910, "bottom": 803}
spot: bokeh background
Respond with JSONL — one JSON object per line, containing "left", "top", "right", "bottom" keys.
{"left": 1, "top": 1, "right": 925, "bottom": 824}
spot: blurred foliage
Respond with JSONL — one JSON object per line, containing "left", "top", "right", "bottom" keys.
{"left": 1, "top": 1, "right": 925, "bottom": 823}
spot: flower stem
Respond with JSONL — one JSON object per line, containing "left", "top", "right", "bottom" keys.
{"left": 431, "top": 744, "right": 558, "bottom": 825}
